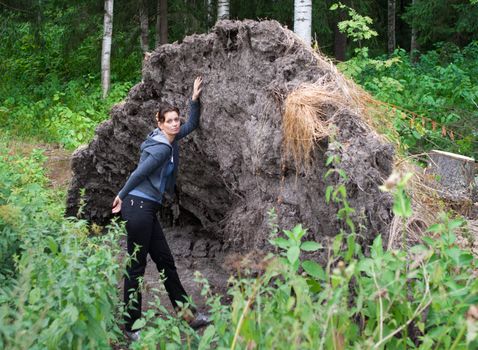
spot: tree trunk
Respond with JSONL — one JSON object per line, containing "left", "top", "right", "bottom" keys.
{"left": 139, "top": 0, "right": 149, "bottom": 52}
{"left": 101, "top": 0, "right": 114, "bottom": 99}
{"left": 155, "top": 0, "right": 160, "bottom": 47}
{"left": 206, "top": 0, "right": 213, "bottom": 26}
{"left": 387, "top": 0, "right": 396, "bottom": 54}
{"left": 34, "top": 0, "right": 43, "bottom": 47}
{"left": 294, "top": 0, "right": 312, "bottom": 45}
{"left": 160, "top": 0, "right": 168, "bottom": 44}
{"left": 426, "top": 150, "right": 476, "bottom": 199}
{"left": 333, "top": 7, "right": 347, "bottom": 61}
{"left": 217, "top": 0, "right": 229, "bottom": 20}
{"left": 410, "top": 0, "right": 418, "bottom": 62}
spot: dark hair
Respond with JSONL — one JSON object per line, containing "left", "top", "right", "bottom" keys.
{"left": 156, "top": 105, "right": 180, "bottom": 123}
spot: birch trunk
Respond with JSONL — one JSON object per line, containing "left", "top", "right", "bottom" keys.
{"left": 387, "top": 0, "right": 396, "bottom": 54}
{"left": 159, "top": 0, "right": 168, "bottom": 44}
{"left": 206, "top": 0, "right": 213, "bottom": 25}
{"left": 101, "top": 0, "right": 113, "bottom": 99}
{"left": 139, "top": 0, "right": 149, "bottom": 52}
{"left": 294, "top": 0, "right": 312, "bottom": 45}
{"left": 217, "top": 0, "right": 229, "bottom": 20}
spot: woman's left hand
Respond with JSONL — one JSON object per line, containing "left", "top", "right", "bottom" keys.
{"left": 192, "top": 76, "right": 203, "bottom": 101}
{"left": 112, "top": 196, "right": 122, "bottom": 214}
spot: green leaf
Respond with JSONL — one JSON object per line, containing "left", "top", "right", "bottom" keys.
{"left": 292, "top": 224, "right": 307, "bottom": 240}
{"left": 132, "top": 318, "right": 146, "bottom": 330}
{"left": 371, "top": 235, "right": 383, "bottom": 258}
{"left": 325, "top": 185, "right": 333, "bottom": 203}
{"left": 301, "top": 241, "right": 322, "bottom": 252}
{"left": 287, "top": 246, "right": 300, "bottom": 265}
{"left": 345, "top": 234, "right": 356, "bottom": 261}
{"left": 393, "top": 188, "right": 412, "bottom": 218}
{"left": 302, "top": 260, "right": 326, "bottom": 280}
{"left": 445, "top": 247, "right": 473, "bottom": 266}
{"left": 28, "top": 288, "right": 41, "bottom": 304}
{"left": 271, "top": 237, "right": 290, "bottom": 249}
{"left": 448, "top": 219, "right": 464, "bottom": 231}
{"left": 333, "top": 233, "right": 343, "bottom": 256}
{"left": 330, "top": 3, "right": 338, "bottom": 10}
{"left": 47, "top": 236, "right": 58, "bottom": 254}
{"left": 427, "top": 223, "right": 444, "bottom": 233}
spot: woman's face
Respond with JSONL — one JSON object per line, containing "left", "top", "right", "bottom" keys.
{"left": 159, "top": 111, "right": 180, "bottom": 136}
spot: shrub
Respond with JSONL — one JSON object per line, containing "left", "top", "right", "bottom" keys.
{"left": 0, "top": 136, "right": 124, "bottom": 349}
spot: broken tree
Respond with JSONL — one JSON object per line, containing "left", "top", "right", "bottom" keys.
{"left": 67, "top": 20, "right": 395, "bottom": 252}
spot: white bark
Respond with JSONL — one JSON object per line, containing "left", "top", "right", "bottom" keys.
{"left": 139, "top": 0, "right": 149, "bottom": 52}
{"left": 217, "top": 0, "right": 229, "bottom": 20}
{"left": 294, "top": 0, "right": 312, "bottom": 45}
{"left": 207, "top": 0, "right": 213, "bottom": 25}
{"left": 101, "top": 0, "right": 114, "bottom": 99}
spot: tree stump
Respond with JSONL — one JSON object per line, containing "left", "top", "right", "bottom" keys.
{"left": 426, "top": 150, "right": 476, "bottom": 216}
{"left": 427, "top": 150, "right": 475, "bottom": 195}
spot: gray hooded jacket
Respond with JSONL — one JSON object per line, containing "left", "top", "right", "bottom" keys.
{"left": 118, "top": 99, "right": 200, "bottom": 203}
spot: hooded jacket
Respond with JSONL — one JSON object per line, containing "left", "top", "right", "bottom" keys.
{"left": 118, "top": 99, "right": 200, "bottom": 203}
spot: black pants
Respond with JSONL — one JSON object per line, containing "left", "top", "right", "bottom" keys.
{"left": 121, "top": 194, "right": 189, "bottom": 331}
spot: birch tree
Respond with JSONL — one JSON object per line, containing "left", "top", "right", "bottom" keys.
{"left": 206, "top": 0, "right": 213, "bottom": 26}
{"left": 139, "top": 0, "right": 149, "bottom": 52}
{"left": 101, "top": 0, "right": 113, "bottom": 99}
{"left": 387, "top": 0, "right": 396, "bottom": 54}
{"left": 294, "top": 0, "right": 312, "bottom": 45}
{"left": 217, "top": 0, "right": 229, "bottom": 20}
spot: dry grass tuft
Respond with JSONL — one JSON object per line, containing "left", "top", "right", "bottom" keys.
{"left": 283, "top": 85, "right": 336, "bottom": 171}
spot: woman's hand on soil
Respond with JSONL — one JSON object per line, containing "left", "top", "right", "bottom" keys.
{"left": 192, "top": 76, "right": 203, "bottom": 101}
{"left": 112, "top": 196, "right": 122, "bottom": 214}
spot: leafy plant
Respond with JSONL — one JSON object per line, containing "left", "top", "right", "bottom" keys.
{"left": 0, "top": 136, "right": 124, "bottom": 349}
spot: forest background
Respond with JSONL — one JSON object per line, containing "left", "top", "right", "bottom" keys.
{"left": 1, "top": 0, "right": 477, "bottom": 158}
{"left": 1, "top": 0, "right": 478, "bottom": 349}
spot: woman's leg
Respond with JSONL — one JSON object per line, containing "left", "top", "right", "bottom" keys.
{"left": 121, "top": 195, "right": 158, "bottom": 331}
{"left": 148, "top": 216, "right": 189, "bottom": 309}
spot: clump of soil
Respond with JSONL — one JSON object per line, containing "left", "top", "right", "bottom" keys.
{"left": 67, "top": 20, "right": 394, "bottom": 257}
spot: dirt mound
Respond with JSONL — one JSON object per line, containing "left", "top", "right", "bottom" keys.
{"left": 67, "top": 20, "right": 394, "bottom": 252}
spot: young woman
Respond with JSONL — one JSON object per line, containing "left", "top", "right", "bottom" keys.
{"left": 112, "top": 77, "right": 208, "bottom": 340}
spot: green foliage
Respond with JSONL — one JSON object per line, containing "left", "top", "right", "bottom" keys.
{"left": 0, "top": 136, "right": 123, "bottom": 348}
{"left": 128, "top": 159, "right": 478, "bottom": 349}
{"left": 132, "top": 216, "right": 478, "bottom": 349}
{"left": 402, "top": 0, "right": 478, "bottom": 49}
{"left": 340, "top": 42, "right": 478, "bottom": 158}
{"left": 330, "top": 2, "right": 378, "bottom": 44}
{"left": 0, "top": 10, "right": 136, "bottom": 149}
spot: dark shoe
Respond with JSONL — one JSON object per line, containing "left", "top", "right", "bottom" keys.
{"left": 188, "top": 312, "right": 211, "bottom": 330}
{"left": 125, "top": 330, "right": 141, "bottom": 341}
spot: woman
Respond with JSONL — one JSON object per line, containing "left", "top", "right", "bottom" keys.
{"left": 112, "top": 77, "right": 208, "bottom": 340}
